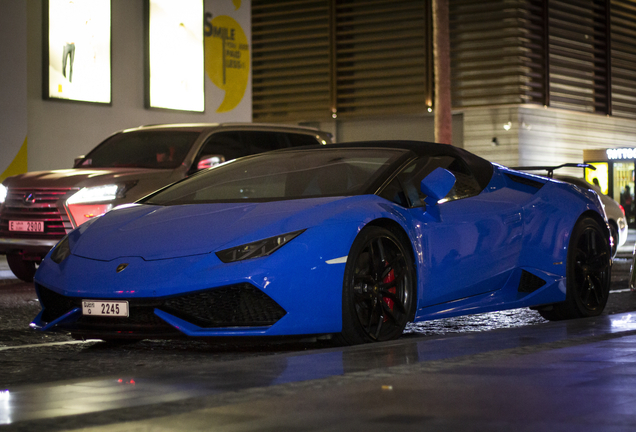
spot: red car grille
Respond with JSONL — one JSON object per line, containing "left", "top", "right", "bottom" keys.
{"left": 0, "top": 188, "right": 77, "bottom": 238}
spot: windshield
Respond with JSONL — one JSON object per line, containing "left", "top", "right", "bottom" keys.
{"left": 80, "top": 130, "right": 200, "bottom": 169}
{"left": 145, "top": 148, "right": 406, "bottom": 205}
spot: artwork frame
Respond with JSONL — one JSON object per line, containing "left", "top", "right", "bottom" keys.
{"left": 42, "top": 0, "right": 112, "bottom": 104}
{"left": 145, "top": 0, "right": 205, "bottom": 112}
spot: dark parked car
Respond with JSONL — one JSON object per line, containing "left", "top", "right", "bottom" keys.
{"left": 0, "top": 123, "right": 332, "bottom": 281}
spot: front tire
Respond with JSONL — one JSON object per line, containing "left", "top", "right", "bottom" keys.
{"left": 339, "top": 226, "right": 415, "bottom": 345}
{"left": 6, "top": 253, "right": 37, "bottom": 282}
{"left": 539, "top": 216, "right": 611, "bottom": 321}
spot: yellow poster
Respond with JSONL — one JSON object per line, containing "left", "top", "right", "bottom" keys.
{"left": 204, "top": 14, "right": 250, "bottom": 113}
{"left": 585, "top": 163, "right": 609, "bottom": 195}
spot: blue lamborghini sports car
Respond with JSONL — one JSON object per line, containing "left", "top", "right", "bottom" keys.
{"left": 31, "top": 141, "right": 612, "bottom": 344}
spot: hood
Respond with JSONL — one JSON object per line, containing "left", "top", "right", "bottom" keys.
{"left": 3, "top": 168, "right": 176, "bottom": 189}
{"left": 70, "top": 197, "right": 352, "bottom": 261}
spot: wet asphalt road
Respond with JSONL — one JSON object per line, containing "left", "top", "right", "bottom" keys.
{"left": 1, "top": 251, "right": 636, "bottom": 389}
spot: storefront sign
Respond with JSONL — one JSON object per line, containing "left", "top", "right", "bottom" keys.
{"left": 607, "top": 148, "right": 636, "bottom": 160}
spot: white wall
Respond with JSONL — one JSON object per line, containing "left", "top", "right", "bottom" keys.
{"left": 0, "top": 0, "right": 27, "bottom": 180}
{"left": 461, "top": 104, "right": 636, "bottom": 175}
{"left": 309, "top": 113, "right": 464, "bottom": 147}
{"left": 26, "top": 0, "right": 252, "bottom": 172}
{"left": 518, "top": 106, "right": 636, "bottom": 166}
{"left": 461, "top": 106, "right": 520, "bottom": 167}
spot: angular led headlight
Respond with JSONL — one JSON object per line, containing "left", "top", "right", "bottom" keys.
{"left": 50, "top": 235, "right": 71, "bottom": 264}
{"left": 66, "top": 184, "right": 137, "bottom": 227}
{"left": 216, "top": 230, "right": 305, "bottom": 263}
{"left": 0, "top": 184, "right": 7, "bottom": 204}
{"left": 67, "top": 184, "right": 119, "bottom": 204}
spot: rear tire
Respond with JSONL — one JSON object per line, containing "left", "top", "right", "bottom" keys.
{"left": 539, "top": 216, "right": 611, "bottom": 321}
{"left": 339, "top": 226, "right": 415, "bottom": 345}
{"left": 6, "top": 254, "right": 37, "bottom": 282}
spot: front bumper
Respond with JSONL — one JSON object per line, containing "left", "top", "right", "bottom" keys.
{"left": 0, "top": 237, "right": 59, "bottom": 256}
{"left": 32, "top": 282, "right": 288, "bottom": 339}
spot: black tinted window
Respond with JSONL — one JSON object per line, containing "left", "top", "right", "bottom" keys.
{"left": 287, "top": 133, "right": 321, "bottom": 147}
{"left": 145, "top": 148, "right": 406, "bottom": 205}
{"left": 398, "top": 155, "right": 483, "bottom": 207}
{"left": 82, "top": 131, "right": 199, "bottom": 169}
{"left": 378, "top": 178, "right": 408, "bottom": 207}
{"left": 199, "top": 132, "right": 245, "bottom": 161}
{"left": 242, "top": 131, "right": 287, "bottom": 154}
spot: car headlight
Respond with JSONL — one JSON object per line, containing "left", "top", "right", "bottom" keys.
{"left": 67, "top": 185, "right": 119, "bottom": 204}
{"left": 66, "top": 184, "right": 133, "bottom": 227}
{"left": 216, "top": 230, "right": 305, "bottom": 263}
{"left": 50, "top": 235, "right": 71, "bottom": 264}
{"left": 0, "top": 184, "right": 7, "bottom": 204}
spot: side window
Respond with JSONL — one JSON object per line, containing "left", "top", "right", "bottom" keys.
{"left": 398, "top": 155, "right": 483, "bottom": 207}
{"left": 199, "top": 131, "right": 245, "bottom": 161}
{"left": 377, "top": 178, "right": 409, "bottom": 207}
{"left": 287, "top": 133, "right": 321, "bottom": 147}
{"left": 241, "top": 131, "right": 287, "bottom": 154}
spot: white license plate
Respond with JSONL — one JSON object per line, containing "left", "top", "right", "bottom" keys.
{"left": 9, "top": 220, "right": 44, "bottom": 232}
{"left": 82, "top": 300, "right": 129, "bottom": 317}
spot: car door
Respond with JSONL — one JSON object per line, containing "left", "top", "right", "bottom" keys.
{"left": 396, "top": 155, "right": 524, "bottom": 308}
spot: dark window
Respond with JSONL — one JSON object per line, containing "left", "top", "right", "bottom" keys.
{"left": 242, "top": 131, "right": 287, "bottom": 154}
{"left": 377, "top": 178, "right": 409, "bottom": 207}
{"left": 397, "top": 155, "right": 483, "bottom": 207}
{"left": 146, "top": 148, "right": 406, "bottom": 205}
{"left": 82, "top": 131, "right": 199, "bottom": 169}
{"left": 199, "top": 132, "right": 245, "bottom": 161}
{"left": 287, "top": 133, "right": 321, "bottom": 147}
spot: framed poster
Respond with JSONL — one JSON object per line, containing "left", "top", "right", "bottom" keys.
{"left": 146, "top": 0, "right": 205, "bottom": 112}
{"left": 43, "top": 0, "right": 111, "bottom": 104}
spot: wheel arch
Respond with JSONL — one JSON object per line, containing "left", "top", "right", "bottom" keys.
{"left": 363, "top": 217, "right": 418, "bottom": 321}
{"left": 578, "top": 209, "right": 611, "bottom": 245}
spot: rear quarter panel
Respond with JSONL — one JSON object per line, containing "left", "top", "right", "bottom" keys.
{"left": 519, "top": 177, "right": 607, "bottom": 277}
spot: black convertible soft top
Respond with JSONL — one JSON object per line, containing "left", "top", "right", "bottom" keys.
{"left": 309, "top": 140, "right": 495, "bottom": 191}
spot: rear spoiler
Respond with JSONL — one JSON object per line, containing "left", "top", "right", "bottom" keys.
{"left": 509, "top": 163, "right": 595, "bottom": 179}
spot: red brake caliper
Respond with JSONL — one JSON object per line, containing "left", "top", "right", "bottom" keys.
{"left": 382, "top": 264, "right": 396, "bottom": 321}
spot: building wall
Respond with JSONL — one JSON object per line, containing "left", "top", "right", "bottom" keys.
{"left": 518, "top": 106, "right": 636, "bottom": 167}
{"left": 460, "top": 104, "right": 636, "bottom": 175}
{"left": 461, "top": 106, "right": 520, "bottom": 167}
{"left": 308, "top": 114, "right": 464, "bottom": 147}
{"left": 25, "top": 0, "right": 252, "bottom": 172}
{"left": 0, "top": 0, "right": 27, "bottom": 182}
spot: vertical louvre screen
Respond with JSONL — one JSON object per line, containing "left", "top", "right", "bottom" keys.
{"left": 548, "top": 0, "right": 610, "bottom": 113}
{"left": 334, "top": 0, "right": 428, "bottom": 118}
{"left": 611, "top": 0, "right": 636, "bottom": 118}
{"left": 252, "top": 0, "right": 430, "bottom": 121}
{"left": 252, "top": 1, "right": 331, "bottom": 121}
{"left": 450, "top": 0, "right": 546, "bottom": 108}
{"left": 253, "top": 0, "right": 636, "bottom": 122}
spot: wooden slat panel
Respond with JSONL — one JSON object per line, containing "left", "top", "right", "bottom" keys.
{"left": 450, "top": 0, "right": 545, "bottom": 107}
{"left": 252, "top": 0, "right": 331, "bottom": 121}
{"left": 548, "top": 0, "right": 609, "bottom": 114}
{"left": 611, "top": 0, "right": 636, "bottom": 119}
{"left": 253, "top": 0, "right": 636, "bottom": 123}
{"left": 334, "top": 0, "right": 428, "bottom": 117}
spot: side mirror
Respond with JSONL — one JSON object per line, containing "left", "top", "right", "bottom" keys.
{"left": 420, "top": 168, "right": 456, "bottom": 205}
{"left": 73, "top": 156, "right": 86, "bottom": 168}
{"left": 197, "top": 154, "right": 226, "bottom": 170}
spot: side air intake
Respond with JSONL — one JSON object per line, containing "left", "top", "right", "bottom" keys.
{"left": 518, "top": 270, "right": 547, "bottom": 293}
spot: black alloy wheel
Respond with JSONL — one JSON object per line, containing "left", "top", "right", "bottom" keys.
{"left": 539, "top": 216, "right": 611, "bottom": 321}
{"left": 340, "top": 226, "right": 415, "bottom": 344}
